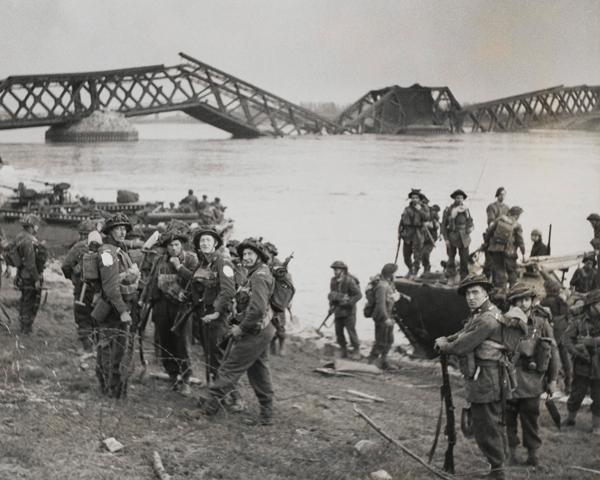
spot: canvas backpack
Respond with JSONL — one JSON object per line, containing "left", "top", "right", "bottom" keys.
{"left": 363, "top": 274, "right": 382, "bottom": 318}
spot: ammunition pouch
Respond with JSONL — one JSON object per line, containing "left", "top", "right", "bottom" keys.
{"left": 458, "top": 353, "right": 476, "bottom": 378}
{"left": 534, "top": 338, "right": 553, "bottom": 373}
{"left": 192, "top": 267, "right": 218, "bottom": 287}
{"left": 91, "top": 298, "right": 113, "bottom": 322}
{"left": 461, "top": 407, "right": 474, "bottom": 439}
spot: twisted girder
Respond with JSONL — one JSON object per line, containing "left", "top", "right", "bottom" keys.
{"left": 0, "top": 53, "right": 345, "bottom": 138}
{"left": 458, "top": 85, "right": 600, "bottom": 132}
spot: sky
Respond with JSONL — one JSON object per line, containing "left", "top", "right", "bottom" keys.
{"left": 1, "top": 0, "right": 599, "bottom": 106}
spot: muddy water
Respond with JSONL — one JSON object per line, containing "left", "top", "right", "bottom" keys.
{"left": 1, "top": 124, "right": 599, "bottom": 340}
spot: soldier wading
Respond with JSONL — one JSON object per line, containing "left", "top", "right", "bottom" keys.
{"left": 435, "top": 275, "right": 510, "bottom": 480}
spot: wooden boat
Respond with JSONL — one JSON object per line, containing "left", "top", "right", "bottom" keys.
{"left": 393, "top": 252, "right": 589, "bottom": 358}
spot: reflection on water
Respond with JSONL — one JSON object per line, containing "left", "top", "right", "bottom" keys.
{"left": 1, "top": 124, "right": 599, "bottom": 338}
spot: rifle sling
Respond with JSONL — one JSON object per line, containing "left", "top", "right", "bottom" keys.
{"left": 428, "top": 393, "right": 444, "bottom": 464}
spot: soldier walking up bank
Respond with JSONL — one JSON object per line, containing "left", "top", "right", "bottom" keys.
{"left": 14, "top": 214, "right": 46, "bottom": 334}
{"left": 93, "top": 213, "right": 140, "bottom": 399}
{"left": 61, "top": 219, "right": 97, "bottom": 351}
{"left": 504, "top": 284, "right": 558, "bottom": 469}
{"left": 435, "top": 275, "right": 509, "bottom": 480}
{"left": 398, "top": 189, "right": 430, "bottom": 277}
{"left": 441, "top": 189, "right": 473, "bottom": 281}
{"left": 189, "top": 238, "right": 276, "bottom": 426}
{"left": 328, "top": 261, "right": 362, "bottom": 359}
{"left": 563, "top": 290, "right": 600, "bottom": 435}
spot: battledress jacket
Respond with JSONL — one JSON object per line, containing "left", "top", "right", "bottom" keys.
{"left": 441, "top": 204, "right": 474, "bottom": 248}
{"left": 398, "top": 204, "right": 430, "bottom": 244}
{"left": 372, "top": 278, "right": 396, "bottom": 324}
{"left": 563, "top": 311, "right": 600, "bottom": 379}
{"left": 329, "top": 273, "right": 362, "bottom": 317}
{"left": 441, "top": 299, "right": 507, "bottom": 404}
{"left": 505, "top": 306, "right": 559, "bottom": 399}
{"left": 236, "top": 261, "right": 274, "bottom": 334}
{"left": 486, "top": 201, "right": 509, "bottom": 226}
{"left": 15, "top": 231, "right": 42, "bottom": 282}
{"left": 98, "top": 237, "right": 138, "bottom": 316}
{"left": 61, "top": 240, "right": 88, "bottom": 295}
{"left": 144, "top": 250, "right": 198, "bottom": 303}
{"left": 179, "top": 250, "right": 235, "bottom": 316}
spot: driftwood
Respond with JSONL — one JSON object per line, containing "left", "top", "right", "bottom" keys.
{"left": 153, "top": 451, "right": 171, "bottom": 480}
{"left": 346, "top": 389, "right": 385, "bottom": 402}
{"left": 327, "top": 395, "right": 374, "bottom": 404}
{"left": 354, "top": 405, "right": 453, "bottom": 480}
{"left": 569, "top": 466, "right": 600, "bottom": 475}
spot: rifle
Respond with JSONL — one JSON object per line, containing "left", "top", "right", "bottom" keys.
{"left": 547, "top": 224, "right": 552, "bottom": 256}
{"left": 170, "top": 302, "right": 195, "bottom": 336}
{"left": 394, "top": 238, "right": 401, "bottom": 264}
{"left": 429, "top": 353, "right": 456, "bottom": 473}
{"left": 316, "top": 310, "right": 334, "bottom": 335}
{"left": 203, "top": 318, "right": 211, "bottom": 386}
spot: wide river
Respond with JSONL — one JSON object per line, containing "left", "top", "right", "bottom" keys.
{"left": 1, "top": 124, "right": 599, "bottom": 340}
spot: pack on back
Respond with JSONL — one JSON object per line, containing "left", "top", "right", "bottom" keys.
{"left": 270, "top": 265, "right": 295, "bottom": 313}
{"left": 363, "top": 274, "right": 382, "bottom": 318}
{"left": 1, "top": 238, "right": 22, "bottom": 268}
{"left": 492, "top": 216, "right": 516, "bottom": 246}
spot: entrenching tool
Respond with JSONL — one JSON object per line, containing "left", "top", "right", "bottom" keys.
{"left": 74, "top": 283, "right": 87, "bottom": 307}
{"left": 545, "top": 392, "right": 561, "bottom": 430}
{"left": 316, "top": 311, "right": 334, "bottom": 336}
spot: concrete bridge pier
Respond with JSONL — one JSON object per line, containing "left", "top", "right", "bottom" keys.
{"left": 45, "top": 110, "right": 138, "bottom": 142}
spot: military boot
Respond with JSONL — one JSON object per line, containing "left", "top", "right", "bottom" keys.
{"left": 488, "top": 464, "right": 505, "bottom": 480}
{"left": 565, "top": 410, "right": 577, "bottom": 427}
{"left": 367, "top": 354, "right": 378, "bottom": 365}
{"left": 179, "top": 379, "right": 192, "bottom": 397}
{"left": 227, "top": 391, "right": 245, "bottom": 413}
{"left": 526, "top": 449, "right": 539, "bottom": 468}
{"left": 507, "top": 446, "right": 519, "bottom": 465}
{"left": 349, "top": 346, "right": 361, "bottom": 360}
{"left": 259, "top": 404, "right": 274, "bottom": 426}
{"left": 340, "top": 346, "right": 348, "bottom": 359}
{"left": 593, "top": 415, "right": 600, "bottom": 436}
{"left": 380, "top": 354, "right": 398, "bottom": 371}
{"left": 168, "top": 373, "right": 179, "bottom": 392}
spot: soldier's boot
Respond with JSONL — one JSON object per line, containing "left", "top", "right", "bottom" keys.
{"left": 380, "top": 354, "right": 398, "bottom": 371}
{"left": 168, "top": 373, "right": 179, "bottom": 391}
{"left": 340, "top": 346, "right": 348, "bottom": 359}
{"left": 227, "top": 391, "right": 245, "bottom": 413}
{"left": 593, "top": 415, "right": 600, "bottom": 436}
{"left": 179, "top": 379, "right": 192, "bottom": 397}
{"left": 196, "top": 390, "right": 222, "bottom": 416}
{"left": 507, "top": 446, "right": 519, "bottom": 465}
{"left": 367, "top": 354, "right": 378, "bottom": 365}
{"left": 488, "top": 464, "right": 505, "bottom": 480}
{"left": 565, "top": 410, "right": 577, "bottom": 427}
{"left": 278, "top": 338, "right": 286, "bottom": 357}
{"left": 526, "top": 449, "right": 539, "bottom": 468}
{"left": 259, "top": 404, "right": 274, "bottom": 426}
{"left": 421, "top": 264, "right": 431, "bottom": 276}
{"left": 349, "top": 346, "right": 361, "bottom": 360}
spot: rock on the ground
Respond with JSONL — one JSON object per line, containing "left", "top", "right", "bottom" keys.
{"left": 370, "top": 470, "right": 392, "bottom": 480}
{"left": 353, "top": 439, "right": 380, "bottom": 458}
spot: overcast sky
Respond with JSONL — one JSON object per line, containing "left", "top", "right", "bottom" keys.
{"left": 1, "top": 0, "right": 599, "bottom": 105}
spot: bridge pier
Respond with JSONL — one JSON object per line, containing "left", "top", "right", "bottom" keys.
{"left": 45, "top": 110, "right": 138, "bottom": 143}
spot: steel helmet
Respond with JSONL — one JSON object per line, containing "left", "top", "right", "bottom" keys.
{"left": 77, "top": 219, "right": 95, "bottom": 234}
{"left": 159, "top": 229, "right": 189, "bottom": 248}
{"left": 101, "top": 212, "right": 132, "bottom": 234}
{"left": 457, "top": 274, "right": 493, "bottom": 297}
{"left": 126, "top": 225, "right": 146, "bottom": 239}
{"left": 263, "top": 241, "right": 279, "bottom": 257}
{"left": 330, "top": 260, "right": 348, "bottom": 270}
{"left": 507, "top": 283, "right": 537, "bottom": 303}
{"left": 237, "top": 237, "right": 270, "bottom": 262}
{"left": 193, "top": 226, "right": 223, "bottom": 250}
{"left": 20, "top": 214, "right": 41, "bottom": 227}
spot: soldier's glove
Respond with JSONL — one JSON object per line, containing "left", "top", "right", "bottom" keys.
{"left": 120, "top": 311, "right": 132, "bottom": 325}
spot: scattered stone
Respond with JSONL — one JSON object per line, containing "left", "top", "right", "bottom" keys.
{"left": 80, "top": 363, "right": 89, "bottom": 371}
{"left": 292, "top": 404, "right": 303, "bottom": 410}
{"left": 370, "top": 469, "right": 392, "bottom": 480}
{"left": 103, "top": 437, "right": 124, "bottom": 453}
{"left": 353, "top": 439, "right": 380, "bottom": 458}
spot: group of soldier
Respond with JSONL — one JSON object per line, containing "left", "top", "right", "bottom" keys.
{"left": 4, "top": 206, "right": 287, "bottom": 426}
{"left": 3, "top": 185, "right": 600, "bottom": 478}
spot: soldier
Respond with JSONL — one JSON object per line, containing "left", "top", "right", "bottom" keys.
{"left": 61, "top": 219, "right": 97, "bottom": 351}
{"left": 14, "top": 214, "right": 46, "bottom": 334}
{"left": 422, "top": 204, "right": 440, "bottom": 274}
{"left": 398, "top": 189, "right": 429, "bottom": 277}
{"left": 264, "top": 242, "right": 287, "bottom": 356}
{"left": 189, "top": 238, "right": 277, "bottom": 426}
{"left": 93, "top": 213, "right": 141, "bottom": 398}
{"left": 179, "top": 227, "right": 235, "bottom": 386}
{"left": 570, "top": 252, "right": 599, "bottom": 294}
{"left": 198, "top": 195, "right": 210, "bottom": 210}
{"left": 180, "top": 189, "right": 199, "bottom": 211}
{"left": 366, "top": 263, "right": 400, "bottom": 370}
{"left": 328, "top": 261, "right": 362, "bottom": 359}
{"left": 441, "top": 189, "right": 474, "bottom": 281}
{"left": 486, "top": 187, "right": 509, "bottom": 226}
{"left": 435, "top": 275, "right": 509, "bottom": 480}
{"left": 529, "top": 229, "right": 547, "bottom": 257}
{"left": 142, "top": 230, "right": 198, "bottom": 396}
{"left": 484, "top": 206, "right": 525, "bottom": 291}
{"left": 563, "top": 289, "right": 600, "bottom": 435}
{"left": 504, "top": 284, "right": 558, "bottom": 469}
{"left": 211, "top": 197, "right": 226, "bottom": 212}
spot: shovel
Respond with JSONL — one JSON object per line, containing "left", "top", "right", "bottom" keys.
{"left": 545, "top": 392, "right": 561, "bottom": 430}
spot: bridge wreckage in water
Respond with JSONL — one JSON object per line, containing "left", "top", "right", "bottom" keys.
{"left": 1, "top": 52, "right": 599, "bottom": 139}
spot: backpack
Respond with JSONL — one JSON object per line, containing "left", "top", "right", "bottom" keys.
{"left": 492, "top": 216, "right": 516, "bottom": 246}
{"left": 1, "top": 238, "right": 21, "bottom": 268}
{"left": 363, "top": 274, "right": 382, "bottom": 318}
{"left": 270, "top": 265, "right": 295, "bottom": 313}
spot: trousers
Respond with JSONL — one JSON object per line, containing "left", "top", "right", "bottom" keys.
{"left": 370, "top": 321, "right": 394, "bottom": 357}
{"left": 403, "top": 240, "right": 424, "bottom": 272}
{"left": 472, "top": 401, "right": 508, "bottom": 468}
{"left": 506, "top": 396, "right": 542, "bottom": 451}
{"left": 154, "top": 297, "right": 193, "bottom": 380}
{"left": 19, "top": 278, "right": 41, "bottom": 330}
{"left": 446, "top": 244, "right": 470, "bottom": 280}
{"left": 567, "top": 374, "right": 600, "bottom": 416}
{"left": 334, "top": 314, "right": 360, "bottom": 350}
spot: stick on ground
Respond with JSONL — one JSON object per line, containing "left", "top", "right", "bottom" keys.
{"left": 153, "top": 451, "right": 171, "bottom": 480}
{"left": 354, "top": 405, "right": 454, "bottom": 480}
{"left": 569, "top": 466, "right": 600, "bottom": 475}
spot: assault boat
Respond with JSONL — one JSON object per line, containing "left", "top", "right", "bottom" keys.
{"left": 393, "top": 253, "right": 589, "bottom": 358}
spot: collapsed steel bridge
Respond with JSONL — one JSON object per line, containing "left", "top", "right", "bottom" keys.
{"left": 0, "top": 52, "right": 599, "bottom": 137}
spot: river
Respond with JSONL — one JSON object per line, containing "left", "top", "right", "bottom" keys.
{"left": 1, "top": 124, "right": 599, "bottom": 340}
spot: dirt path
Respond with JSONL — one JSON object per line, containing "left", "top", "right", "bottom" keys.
{"left": 1, "top": 268, "right": 599, "bottom": 479}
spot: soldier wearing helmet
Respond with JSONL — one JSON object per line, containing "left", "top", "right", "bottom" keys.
{"left": 504, "top": 284, "right": 558, "bottom": 469}
{"left": 529, "top": 229, "right": 547, "bottom": 258}
{"left": 264, "top": 241, "right": 287, "bottom": 357}
{"left": 93, "top": 213, "right": 141, "bottom": 398}
{"left": 435, "top": 275, "right": 509, "bottom": 480}
{"left": 570, "top": 252, "right": 599, "bottom": 295}
{"left": 14, "top": 214, "right": 45, "bottom": 334}
{"left": 562, "top": 289, "right": 600, "bottom": 435}
{"left": 398, "top": 189, "right": 431, "bottom": 277}
{"left": 484, "top": 206, "right": 526, "bottom": 291}
{"left": 142, "top": 229, "right": 198, "bottom": 396}
{"left": 328, "top": 260, "right": 362, "bottom": 359}
{"left": 188, "top": 237, "right": 276, "bottom": 426}
{"left": 60, "top": 219, "right": 98, "bottom": 351}
{"left": 441, "top": 189, "right": 474, "bottom": 281}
